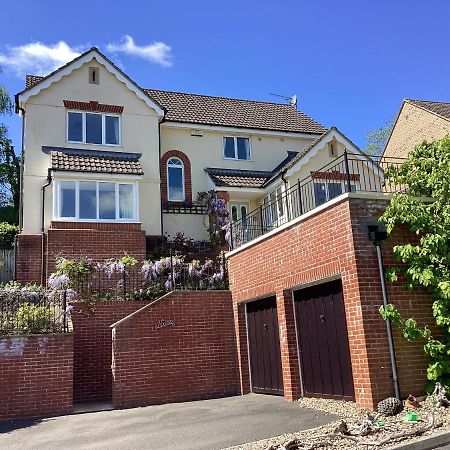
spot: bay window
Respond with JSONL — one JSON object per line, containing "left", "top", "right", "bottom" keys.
{"left": 223, "top": 137, "right": 251, "bottom": 160}
{"left": 54, "top": 180, "right": 138, "bottom": 221}
{"left": 67, "top": 111, "right": 121, "bottom": 146}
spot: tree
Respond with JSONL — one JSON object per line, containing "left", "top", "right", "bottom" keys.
{"left": 0, "top": 73, "right": 19, "bottom": 224}
{"left": 364, "top": 119, "right": 393, "bottom": 157}
{"left": 379, "top": 135, "right": 450, "bottom": 389}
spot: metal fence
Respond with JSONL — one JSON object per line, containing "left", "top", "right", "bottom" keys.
{"left": 0, "top": 248, "right": 15, "bottom": 283}
{"left": 229, "top": 153, "right": 406, "bottom": 250}
{"left": 0, "top": 291, "right": 69, "bottom": 336}
{"left": 71, "top": 257, "right": 228, "bottom": 302}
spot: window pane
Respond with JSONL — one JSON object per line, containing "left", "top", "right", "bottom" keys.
{"left": 60, "top": 181, "right": 76, "bottom": 217}
{"left": 223, "top": 137, "right": 235, "bottom": 159}
{"left": 241, "top": 206, "right": 248, "bottom": 228}
{"left": 237, "top": 138, "right": 250, "bottom": 160}
{"left": 270, "top": 191, "right": 278, "bottom": 222}
{"left": 119, "top": 184, "right": 134, "bottom": 219}
{"left": 168, "top": 166, "right": 184, "bottom": 201}
{"left": 86, "top": 113, "right": 102, "bottom": 144}
{"left": 99, "top": 183, "right": 116, "bottom": 219}
{"left": 105, "top": 116, "right": 120, "bottom": 145}
{"left": 277, "top": 187, "right": 284, "bottom": 216}
{"left": 231, "top": 206, "right": 238, "bottom": 222}
{"left": 328, "top": 182, "right": 343, "bottom": 200}
{"left": 79, "top": 181, "right": 97, "bottom": 219}
{"left": 68, "top": 112, "right": 82, "bottom": 142}
{"left": 314, "top": 182, "right": 327, "bottom": 206}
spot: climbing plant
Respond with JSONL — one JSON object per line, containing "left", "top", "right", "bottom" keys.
{"left": 197, "top": 190, "right": 229, "bottom": 246}
{"left": 379, "top": 135, "right": 450, "bottom": 390}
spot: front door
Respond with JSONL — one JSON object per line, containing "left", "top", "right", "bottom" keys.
{"left": 294, "top": 279, "right": 354, "bottom": 400}
{"left": 246, "top": 297, "right": 284, "bottom": 395}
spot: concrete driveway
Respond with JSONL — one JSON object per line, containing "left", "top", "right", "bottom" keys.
{"left": 0, "top": 394, "right": 337, "bottom": 450}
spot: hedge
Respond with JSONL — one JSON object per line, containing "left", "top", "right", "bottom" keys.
{"left": 0, "top": 222, "right": 19, "bottom": 248}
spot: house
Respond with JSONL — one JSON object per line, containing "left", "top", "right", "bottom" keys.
{"left": 383, "top": 99, "right": 450, "bottom": 159}
{"left": 14, "top": 47, "right": 369, "bottom": 283}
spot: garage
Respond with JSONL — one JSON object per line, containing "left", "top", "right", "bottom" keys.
{"left": 246, "top": 297, "right": 284, "bottom": 395}
{"left": 294, "top": 279, "right": 354, "bottom": 400}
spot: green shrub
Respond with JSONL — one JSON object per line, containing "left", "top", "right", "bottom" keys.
{"left": 15, "top": 303, "right": 59, "bottom": 334}
{"left": 0, "top": 222, "right": 19, "bottom": 248}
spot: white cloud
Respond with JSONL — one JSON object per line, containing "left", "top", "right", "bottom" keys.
{"left": 106, "top": 35, "right": 172, "bottom": 67}
{"left": 0, "top": 41, "right": 82, "bottom": 77}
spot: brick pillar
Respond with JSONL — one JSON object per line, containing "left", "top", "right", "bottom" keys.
{"left": 233, "top": 302, "right": 250, "bottom": 394}
{"left": 16, "top": 234, "right": 42, "bottom": 284}
{"left": 276, "top": 290, "right": 302, "bottom": 401}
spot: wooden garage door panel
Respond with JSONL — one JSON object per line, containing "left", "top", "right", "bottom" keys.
{"left": 295, "top": 280, "right": 355, "bottom": 401}
{"left": 247, "top": 297, "right": 284, "bottom": 395}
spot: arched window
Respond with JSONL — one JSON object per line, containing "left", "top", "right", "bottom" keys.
{"left": 167, "top": 157, "right": 185, "bottom": 202}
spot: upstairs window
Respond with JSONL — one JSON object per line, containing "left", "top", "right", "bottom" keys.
{"left": 223, "top": 137, "right": 251, "bottom": 160}
{"left": 167, "top": 157, "right": 185, "bottom": 202}
{"left": 67, "top": 111, "right": 120, "bottom": 146}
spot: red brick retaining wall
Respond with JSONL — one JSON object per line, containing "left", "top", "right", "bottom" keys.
{"left": 16, "top": 234, "right": 42, "bottom": 283}
{"left": 71, "top": 301, "right": 150, "bottom": 403}
{"left": 227, "top": 196, "right": 434, "bottom": 409}
{"left": 112, "top": 291, "right": 238, "bottom": 408}
{"left": 0, "top": 333, "right": 73, "bottom": 421}
{"left": 16, "top": 223, "right": 147, "bottom": 284}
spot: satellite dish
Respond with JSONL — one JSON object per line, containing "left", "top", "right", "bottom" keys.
{"left": 290, "top": 95, "right": 297, "bottom": 108}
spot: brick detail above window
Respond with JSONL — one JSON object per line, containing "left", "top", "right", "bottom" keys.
{"left": 161, "top": 150, "right": 192, "bottom": 204}
{"left": 63, "top": 100, "right": 124, "bottom": 114}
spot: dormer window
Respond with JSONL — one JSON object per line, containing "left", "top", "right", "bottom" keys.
{"left": 223, "top": 137, "right": 251, "bottom": 160}
{"left": 67, "top": 111, "right": 121, "bottom": 146}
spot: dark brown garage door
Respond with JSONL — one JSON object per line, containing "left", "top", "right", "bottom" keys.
{"left": 247, "top": 297, "right": 284, "bottom": 395}
{"left": 294, "top": 280, "right": 354, "bottom": 400}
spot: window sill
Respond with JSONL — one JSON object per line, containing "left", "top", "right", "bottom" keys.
{"left": 66, "top": 140, "right": 122, "bottom": 148}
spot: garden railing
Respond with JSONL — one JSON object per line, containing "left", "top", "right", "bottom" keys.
{"left": 228, "top": 153, "right": 406, "bottom": 250}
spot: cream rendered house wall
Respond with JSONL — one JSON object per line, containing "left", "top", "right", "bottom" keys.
{"left": 22, "top": 59, "right": 161, "bottom": 235}
{"left": 383, "top": 102, "right": 450, "bottom": 159}
{"left": 160, "top": 125, "right": 316, "bottom": 240}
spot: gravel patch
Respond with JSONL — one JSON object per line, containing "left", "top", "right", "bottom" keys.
{"left": 225, "top": 397, "right": 450, "bottom": 450}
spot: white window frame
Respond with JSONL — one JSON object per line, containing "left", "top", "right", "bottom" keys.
{"left": 222, "top": 136, "right": 252, "bottom": 161}
{"left": 66, "top": 110, "right": 121, "bottom": 146}
{"left": 53, "top": 179, "right": 139, "bottom": 222}
{"left": 228, "top": 201, "right": 250, "bottom": 223}
{"left": 167, "top": 157, "right": 185, "bottom": 202}
{"left": 263, "top": 184, "right": 286, "bottom": 227}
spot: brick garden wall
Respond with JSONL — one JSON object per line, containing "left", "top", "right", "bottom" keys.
{"left": 71, "top": 301, "right": 150, "bottom": 403}
{"left": 16, "top": 222, "right": 147, "bottom": 284}
{"left": 0, "top": 333, "right": 73, "bottom": 421}
{"left": 227, "top": 195, "right": 435, "bottom": 409}
{"left": 112, "top": 291, "right": 238, "bottom": 408}
{"left": 16, "top": 234, "right": 42, "bottom": 284}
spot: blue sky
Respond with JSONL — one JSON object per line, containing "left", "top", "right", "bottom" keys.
{"left": 1, "top": 0, "right": 449, "bottom": 151}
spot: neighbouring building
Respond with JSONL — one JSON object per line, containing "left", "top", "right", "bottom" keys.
{"left": 14, "top": 47, "right": 373, "bottom": 283}
{"left": 383, "top": 99, "right": 450, "bottom": 160}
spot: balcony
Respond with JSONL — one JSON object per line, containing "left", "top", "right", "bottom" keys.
{"left": 228, "top": 152, "right": 405, "bottom": 250}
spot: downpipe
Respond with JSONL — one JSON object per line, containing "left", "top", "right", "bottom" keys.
{"left": 368, "top": 224, "right": 401, "bottom": 400}
{"left": 40, "top": 169, "right": 52, "bottom": 285}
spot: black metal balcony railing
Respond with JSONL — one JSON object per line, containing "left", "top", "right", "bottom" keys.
{"left": 228, "top": 152, "right": 406, "bottom": 250}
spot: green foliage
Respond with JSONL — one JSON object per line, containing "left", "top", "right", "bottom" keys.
{"left": 15, "top": 303, "right": 59, "bottom": 334}
{"left": 0, "top": 221, "right": 19, "bottom": 247}
{"left": 0, "top": 77, "right": 19, "bottom": 223}
{"left": 379, "top": 135, "right": 450, "bottom": 389}
{"left": 120, "top": 254, "right": 137, "bottom": 267}
{"left": 55, "top": 255, "right": 94, "bottom": 280}
{"left": 364, "top": 119, "right": 393, "bottom": 157}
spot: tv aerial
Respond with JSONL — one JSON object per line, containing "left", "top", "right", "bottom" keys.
{"left": 270, "top": 93, "right": 298, "bottom": 108}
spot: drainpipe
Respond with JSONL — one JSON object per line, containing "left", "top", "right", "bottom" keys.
{"left": 40, "top": 169, "right": 52, "bottom": 285}
{"left": 15, "top": 94, "right": 26, "bottom": 230}
{"left": 158, "top": 119, "right": 165, "bottom": 237}
{"left": 368, "top": 223, "right": 401, "bottom": 399}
